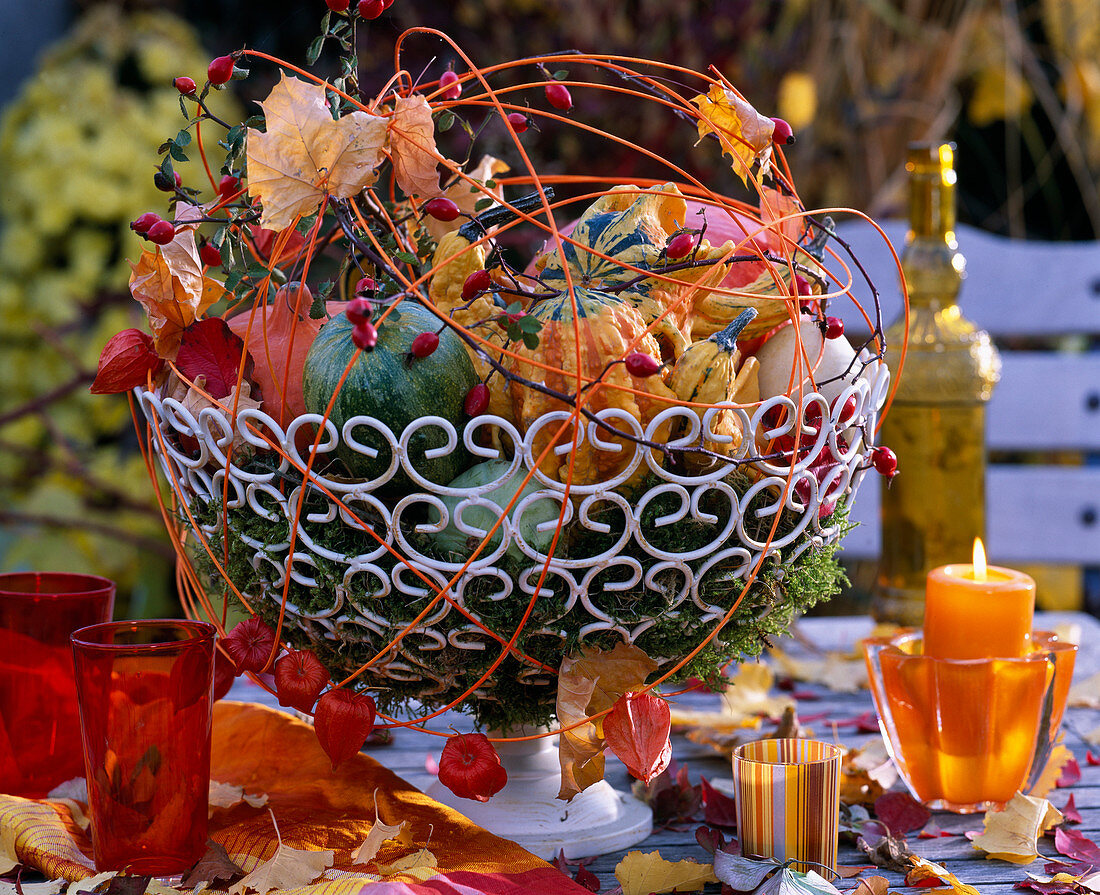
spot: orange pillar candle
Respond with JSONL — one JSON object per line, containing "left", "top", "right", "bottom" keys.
{"left": 923, "top": 539, "right": 1035, "bottom": 659}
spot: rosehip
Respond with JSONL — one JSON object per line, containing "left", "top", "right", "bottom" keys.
{"left": 461, "top": 268, "right": 492, "bottom": 301}
{"left": 507, "top": 112, "right": 529, "bottom": 133}
{"left": 218, "top": 174, "right": 242, "bottom": 199}
{"left": 358, "top": 0, "right": 384, "bottom": 18}
{"left": 835, "top": 393, "right": 858, "bottom": 425}
{"left": 326, "top": 0, "right": 351, "bottom": 9}
{"left": 464, "top": 382, "right": 490, "bottom": 416}
{"left": 345, "top": 297, "right": 372, "bottom": 325}
{"left": 544, "top": 82, "right": 573, "bottom": 111}
{"left": 624, "top": 352, "right": 661, "bottom": 378}
{"left": 794, "top": 274, "right": 812, "bottom": 296}
{"left": 424, "top": 197, "right": 460, "bottom": 222}
{"left": 440, "top": 69, "right": 462, "bottom": 101}
{"left": 146, "top": 220, "right": 176, "bottom": 245}
{"left": 410, "top": 331, "right": 440, "bottom": 358}
{"left": 824, "top": 316, "right": 845, "bottom": 340}
{"left": 355, "top": 276, "right": 376, "bottom": 295}
{"left": 208, "top": 55, "right": 234, "bottom": 86}
{"left": 665, "top": 232, "right": 695, "bottom": 260}
{"left": 352, "top": 320, "right": 378, "bottom": 351}
{"left": 771, "top": 117, "right": 794, "bottom": 144}
{"left": 130, "top": 212, "right": 160, "bottom": 235}
{"left": 872, "top": 445, "right": 899, "bottom": 479}
{"left": 199, "top": 242, "right": 222, "bottom": 267}
{"left": 174, "top": 76, "right": 197, "bottom": 95}
{"left": 174, "top": 171, "right": 183, "bottom": 189}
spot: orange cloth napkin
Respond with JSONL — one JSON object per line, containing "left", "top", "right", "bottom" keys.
{"left": 0, "top": 701, "right": 591, "bottom": 894}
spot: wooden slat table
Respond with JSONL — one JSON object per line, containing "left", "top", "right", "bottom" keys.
{"left": 232, "top": 610, "right": 1100, "bottom": 892}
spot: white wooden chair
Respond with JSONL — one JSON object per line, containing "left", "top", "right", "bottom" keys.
{"left": 830, "top": 219, "right": 1100, "bottom": 610}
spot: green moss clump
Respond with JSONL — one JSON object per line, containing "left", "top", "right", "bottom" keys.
{"left": 184, "top": 456, "right": 852, "bottom": 731}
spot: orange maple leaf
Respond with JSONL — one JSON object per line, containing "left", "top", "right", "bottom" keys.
{"left": 129, "top": 248, "right": 222, "bottom": 360}
{"left": 246, "top": 73, "right": 388, "bottom": 232}
{"left": 388, "top": 94, "right": 444, "bottom": 199}
{"left": 692, "top": 83, "right": 775, "bottom": 185}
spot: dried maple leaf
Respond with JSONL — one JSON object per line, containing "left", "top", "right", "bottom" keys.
{"left": 388, "top": 94, "right": 444, "bottom": 199}
{"left": 692, "top": 83, "right": 775, "bottom": 184}
{"left": 246, "top": 73, "right": 388, "bottom": 232}
{"left": 905, "top": 857, "right": 981, "bottom": 893}
{"left": 129, "top": 249, "right": 223, "bottom": 360}
{"left": 556, "top": 642, "right": 657, "bottom": 801}
{"left": 614, "top": 849, "right": 718, "bottom": 895}
{"left": 228, "top": 811, "right": 334, "bottom": 895}
{"left": 767, "top": 649, "right": 867, "bottom": 694}
{"left": 352, "top": 791, "right": 406, "bottom": 864}
{"left": 971, "top": 792, "right": 1063, "bottom": 864}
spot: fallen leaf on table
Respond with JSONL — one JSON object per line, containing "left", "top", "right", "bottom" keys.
{"left": 840, "top": 740, "right": 897, "bottom": 806}
{"left": 722, "top": 662, "right": 796, "bottom": 721}
{"left": 10, "top": 882, "right": 64, "bottom": 895}
{"left": 1061, "top": 794, "right": 1083, "bottom": 824}
{"left": 873, "top": 791, "right": 931, "bottom": 836}
{"left": 857, "top": 821, "right": 913, "bottom": 873}
{"left": 375, "top": 847, "right": 439, "bottom": 882}
{"left": 208, "top": 780, "right": 268, "bottom": 812}
{"left": 228, "top": 811, "right": 334, "bottom": 894}
{"left": 556, "top": 642, "right": 657, "bottom": 801}
{"left": 768, "top": 648, "right": 867, "bottom": 693}
{"left": 1019, "top": 868, "right": 1100, "bottom": 894}
{"left": 711, "top": 854, "right": 842, "bottom": 895}
{"left": 904, "top": 857, "right": 981, "bottom": 893}
{"left": 711, "top": 853, "right": 778, "bottom": 890}
{"left": 1068, "top": 671, "right": 1100, "bottom": 709}
{"left": 632, "top": 761, "right": 702, "bottom": 827}
{"left": 1056, "top": 827, "right": 1100, "bottom": 865}
{"left": 971, "top": 791, "right": 1063, "bottom": 863}
{"left": 1058, "top": 756, "right": 1082, "bottom": 787}
{"left": 1031, "top": 743, "right": 1076, "bottom": 800}
{"left": 700, "top": 776, "right": 738, "bottom": 828}
{"left": 182, "top": 840, "right": 246, "bottom": 889}
{"left": 352, "top": 791, "right": 407, "bottom": 864}
{"left": 614, "top": 849, "right": 718, "bottom": 895}
{"left": 848, "top": 878, "right": 894, "bottom": 895}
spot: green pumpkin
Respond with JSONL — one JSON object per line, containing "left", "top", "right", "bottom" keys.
{"left": 302, "top": 302, "right": 479, "bottom": 487}
{"left": 428, "top": 459, "right": 562, "bottom": 560}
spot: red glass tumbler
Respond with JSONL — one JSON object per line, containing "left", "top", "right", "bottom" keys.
{"left": 0, "top": 572, "right": 115, "bottom": 797}
{"left": 71, "top": 620, "right": 215, "bottom": 874}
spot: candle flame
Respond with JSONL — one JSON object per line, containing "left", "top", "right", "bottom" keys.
{"left": 973, "top": 537, "right": 988, "bottom": 581}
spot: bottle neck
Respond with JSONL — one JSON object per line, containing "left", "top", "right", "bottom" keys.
{"left": 902, "top": 143, "right": 964, "bottom": 310}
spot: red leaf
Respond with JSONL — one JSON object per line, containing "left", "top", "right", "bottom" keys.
{"left": 1056, "top": 756, "right": 1082, "bottom": 787}
{"left": 250, "top": 225, "right": 307, "bottom": 266}
{"left": 700, "top": 776, "right": 738, "bottom": 829}
{"left": 274, "top": 649, "right": 330, "bottom": 714}
{"left": 437, "top": 732, "right": 507, "bottom": 802}
{"left": 91, "top": 328, "right": 162, "bottom": 394}
{"left": 603, "top": 691, "right": 672, "bottom": 784}
{"left": 1087, "top": 750, "right": 1100, "bottom": 766}
{"left": 1060, "top": 793, "right": 1082, "bottom": 825}
{"left": 917, "top": 820, "right": 955, "bottom": 839}
{"left": 313, "top": 688, "right": 377, "bottom": 770}
{"left": 874, "top": 791, "right": 932, "bottom": 836}
{"left": 1055, "top": 826, "right": 1100, "bottom": 864}
{"left": 176, "top": 317, "right": 251, "bottom": 399}
{"left": 222, "top": 616, "right": 277, "bottom": 673}
{"left": 574, "top": 866, "right": 600, "bottom": 892}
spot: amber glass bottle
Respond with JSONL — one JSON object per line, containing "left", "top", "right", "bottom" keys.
{"left": 871, "top": 143, "right": 1001, "bottom": 625}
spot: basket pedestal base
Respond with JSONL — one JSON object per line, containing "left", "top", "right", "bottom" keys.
{"left": 424, "top": 730, "right": 652, "bottom": 860}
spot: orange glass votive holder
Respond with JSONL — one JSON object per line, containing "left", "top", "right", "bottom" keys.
{"left": 863, "top": 630, "right": 1075, "bottom": 813}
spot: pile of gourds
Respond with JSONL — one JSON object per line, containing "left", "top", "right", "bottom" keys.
{"left": 427, "top": 182, "right": 810, "bottom": 489}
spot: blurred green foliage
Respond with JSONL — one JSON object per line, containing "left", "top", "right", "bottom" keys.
{"left": 0, "top": 5, "right": 238, "bottom": 615}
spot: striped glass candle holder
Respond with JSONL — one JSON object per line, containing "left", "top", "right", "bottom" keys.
{"left": 732, "top": 739, "right": 842, "bottom": 874}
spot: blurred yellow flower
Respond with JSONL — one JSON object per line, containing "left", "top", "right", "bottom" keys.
{"left": 777, "top": 71, "right": 817, "bottom": 131}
